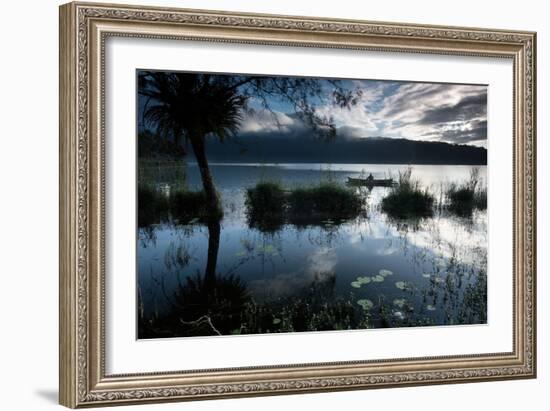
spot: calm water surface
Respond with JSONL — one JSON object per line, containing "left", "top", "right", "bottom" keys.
{"left": 138, "top": 163, "right": 487, "bottom": 336}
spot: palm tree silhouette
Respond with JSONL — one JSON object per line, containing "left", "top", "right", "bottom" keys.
{"left": 139, "top": 71, "right": 361, "bottom": 219}
{"left": 140, "top": 72, "right": 246, "bottom": 217}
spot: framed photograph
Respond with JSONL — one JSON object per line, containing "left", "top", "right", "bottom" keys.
{"left": 59, "top": 2, "right": 537, "bottom": 408}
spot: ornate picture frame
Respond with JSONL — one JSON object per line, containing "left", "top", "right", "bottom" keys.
{"left": 59, "top": 1, "right": 536, "bottom": 408}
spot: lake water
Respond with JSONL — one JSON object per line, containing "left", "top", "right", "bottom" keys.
{"left": 138, "top": 163, "right": 487, "bottom": 338}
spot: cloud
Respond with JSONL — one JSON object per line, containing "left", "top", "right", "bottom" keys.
{"left": 373, "top": 83, "right": 488, "bottom": 145}
{"left": 421, "top": 119, "right": 487, "bottom": 146}
{"left": 239, "top": 109, "right": 298, "bottom": 134}
{"left": 236, "top": 80, "right": 488, "bottom": 146}
{"left": 418, "top": 93, "right": 487, "bottom": 126}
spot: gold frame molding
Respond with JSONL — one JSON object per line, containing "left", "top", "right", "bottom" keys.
{"left": 59, "top": 1, "right": 537, "bottom": 408}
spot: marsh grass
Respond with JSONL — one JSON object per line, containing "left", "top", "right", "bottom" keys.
{"left": 244, "top": 181, "right": 286, "bottom": 231}
{"left": 446, "top": 167, "right": 487, "bottom": 216}
{"left": 138, "top": 183, "right": 218, "bottom": 227}
{"left": 138, "top": 184, "right": 170, "bottom": 227}
{"left": 138, "top": 158, "right": 187, "bottom": 191}
{"left": 245, "top": 180, "right": 365, "bottom": 231}
{"left": 381, "top": 168, "right": 434, "bottom": 218}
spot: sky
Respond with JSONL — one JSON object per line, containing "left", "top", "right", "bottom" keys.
{"left": 239, "top": 78, "right": 488, "bottom": 148}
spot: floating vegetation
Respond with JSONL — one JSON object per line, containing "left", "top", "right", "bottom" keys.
{"left": 351, "top": 276, "right": 373, "bottom": 288}
{"left": 395, "top": 281, "right": 414, "bottom": 292}
{"left": 422, "top": 273, "right": 431, "bottom": 278}
{"left": 272, "top": 318, "right": 281, "bottom": 325}
{"left": 371, "top": 275, "right": 385, "bottom": 283}
{"left": 357, "top": 276, "right": 371, "bottom": 284}
{"left": 426, "top": 304, "right": 436, "bottom": 311}
{"left": 395, "top": 281, "right": 406, "bottom": 290}
{"left": 393, "top": 298, "right": 407, "bottom": 308}
{"left": 379, "top": 269, "right": 393, "bottom": 277}
{"left": 350, "top": 281, "right": 362, "bottom": 288}
{"left": 357, "top": 299, "right": 374, "bottom": 311}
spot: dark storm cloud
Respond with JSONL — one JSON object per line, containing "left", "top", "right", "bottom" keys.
{"left": 418, "top": 92, "right": 487, "bottom": 126}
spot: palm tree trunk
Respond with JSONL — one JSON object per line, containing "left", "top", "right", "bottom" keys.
{"left": 189, "top": 135, "right": 222, "bottom": 219}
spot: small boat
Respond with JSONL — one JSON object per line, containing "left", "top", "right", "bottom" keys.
{"left": 347, "top": 177, "right": 395, "bottom": 187}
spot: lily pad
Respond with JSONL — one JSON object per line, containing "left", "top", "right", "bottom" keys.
{"left": 422, "top": 273, "right": 431, "bottom": 278}
{"left": 426, "top": 304, "right": 436, "bottom": 311}
{"left": 371, "top": 275, "right": 385, "bottom": 283}
{"left": 272, "top": 318, "right": 282, "bottom": 325}
{"left": 357, "top": 299, "right": 374, "bottom": 311}
{"left": 379, "top": 269, "right": 393, "bottom": 277}
{"left": 395, "top": 281, "right": 414, "bottom": 291}
{"left": 393, "top": 298, "right": 407, "bottom": 308}
{"left": 357, "top": 276, "right": 371, "bottom": 285}
{"left": 395, "top": 281, "right": 407, "bottom": 290}
{"left": 350, "top": 281, "right": 362, "bottom": 288}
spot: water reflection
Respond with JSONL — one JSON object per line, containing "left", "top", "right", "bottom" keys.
{"left": 138, "top": 164, "right": 487, "bottom": 338}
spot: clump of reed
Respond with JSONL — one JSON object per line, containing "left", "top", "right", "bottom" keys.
{"left": 446, "top": 168, "right": 487, "bottom": 216}
{"left": 288, "top": 182, "right": 364, "bottom": 216}
{"left": 244, "top": 181, "right": 286, "bottom": 232}
{"left": 137, "top": 183, "right": 217, "bottom": 227}
{"left": 245, "top": 180, "right": 365, "bottom": 231}
{"left": 137, "top": 184, "right": 170, "bottom": 227}
{"left": 381, "top": 168, "right": 434, "bottom": 218}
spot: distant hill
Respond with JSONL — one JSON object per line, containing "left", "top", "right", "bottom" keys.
{"left": 203, "top": 135, "right": 487, "bottom": 165}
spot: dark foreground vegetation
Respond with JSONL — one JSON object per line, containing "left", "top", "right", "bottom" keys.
{"left": 138, "top": 273, "right": 369, "bottom": 338}
{"left": 138, "top": 257, "right": 488, "bottom": 338}
{"left": 245, "top": 181, "right": 365, "bottom": 231}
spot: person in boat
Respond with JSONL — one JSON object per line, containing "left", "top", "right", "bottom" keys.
{"left": 366, "top": 173, "right": 374, "bottom": 182}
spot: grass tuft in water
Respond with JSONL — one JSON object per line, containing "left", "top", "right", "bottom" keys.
{"left": 446, "top": 167, "right": 487, "bottom": 216}
{"left": 381, "top": 168, "right": 434, "bottom": 218}
{"left": 245, "top": 181, "right": 286, "bottom": 232}
{"left": 245, "top": 180, "right": 365, "bottom": 231}
{"left": 137, "top": 184, "right": 220, "bottom": 227}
